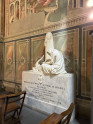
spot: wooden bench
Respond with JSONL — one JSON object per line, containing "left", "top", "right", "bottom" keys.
{"left": 40, "top": 103, "right": 74, "bottom": 124}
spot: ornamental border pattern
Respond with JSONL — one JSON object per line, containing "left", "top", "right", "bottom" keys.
{"left": 5, "top": 13, "right": 90, "bottom": 42}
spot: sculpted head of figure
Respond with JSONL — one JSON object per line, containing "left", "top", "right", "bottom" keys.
{"left": 44, "top": 32, "right": 53, "bottom": 46}
{"left": 44, "top": 32, "right": 54, "bottom": 61}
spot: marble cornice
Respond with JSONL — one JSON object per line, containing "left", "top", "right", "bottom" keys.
{"left": 4, "top": 12, "right": 92, "bottom": 42}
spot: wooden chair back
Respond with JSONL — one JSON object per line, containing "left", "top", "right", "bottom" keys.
{"left": 4, "top": 91, "right": 26, "bottom": 118}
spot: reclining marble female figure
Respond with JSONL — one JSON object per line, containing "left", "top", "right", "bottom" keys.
{"left": 32, "top": 32, "right": 67, "bottom": 74}
{"left": 33, "top": 48, "right": 67, "bottom": 74}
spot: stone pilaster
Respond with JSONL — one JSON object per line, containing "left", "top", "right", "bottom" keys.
{"left": 5, "top": 0, "right": 9, "bottom": 37}
{"left": 0, "top": 0, "right": 5, "bottom": 40}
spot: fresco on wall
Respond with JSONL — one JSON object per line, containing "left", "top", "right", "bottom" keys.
{"left": 10, "top": 0, "right": 15, "bottom": 3}
{"left": 81, "top": 26, "right": 93, "bottom": 98}
{"left": 53, "top": 29, "right": 79, "bottom": 94}
{"left": 0, "top": 43, "right": 3, "bottom": 80}
{"left": 31, "top": 36, "right": 45, "bottom": 68}
{"left": 10, "top": 4, "right": 14, "bottom": 23}
{"left": 4, "top": 42, "right": 15, "bottom": 81}
{"left": 15, "top": 1, "right": 19, "bottom": 20}
{"left": 26, "top": 0, "right": 56, "bottom": 14}
{"left": 9, "top": 0, "right": 68, "bottom": 26}
{"left": 20, "top": 0, "right": 25, "bottom": 18}
{"left": 48, "top": 0, "right": 68, "bottom": 22}
{"left": 26, "top": 0, "right": 37, "bottom": 14}
{"left": 16, "top": 39, "right": 29, "bottom": 83}
{"left": 26, "top": 0, "right": 68, "bottom": 25}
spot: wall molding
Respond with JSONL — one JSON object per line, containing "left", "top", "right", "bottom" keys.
{"left": 4, "top": 12, "right": 92, "bottom": 42}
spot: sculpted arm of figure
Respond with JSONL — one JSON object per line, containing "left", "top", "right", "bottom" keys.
{"left": 32, "top": 55, "right": 44, "bottom": 72}
{"left": 35, "top": 55, "right": 44, "bottom": 67}
{"left": 44, "top": 52, "right": 53, "bottom": 65}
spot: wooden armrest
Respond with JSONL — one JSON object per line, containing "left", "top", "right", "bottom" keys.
{"left": 7, "top": 91, "right": 26, "bottom": 98}
{"left": 40, "top": 113, "right": 64, "bottom": 124}
{"left": 0, "top": 94, "right": 6, "bottom": 106}
{"left": 0, "top": 94, "right": 7, "bottom": 99}
{"left": 60, "top": 103, "right": 74, "bottom": 117}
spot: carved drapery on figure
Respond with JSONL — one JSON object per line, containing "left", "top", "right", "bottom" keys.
{"left": 41, "top": 48, "right": 66, "bottom": 74}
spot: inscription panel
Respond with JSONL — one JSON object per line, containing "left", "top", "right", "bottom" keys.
{"left": 22, "top": 72, "right": 74, "bottom": 108}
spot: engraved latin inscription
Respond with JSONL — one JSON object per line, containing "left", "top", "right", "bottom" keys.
{"left": 23, "top": 75, "right": 68, "bottom": 106}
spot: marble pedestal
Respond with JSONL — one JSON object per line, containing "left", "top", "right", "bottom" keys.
{"left": 22, "top": 71, "right": 75, "bottom": 121}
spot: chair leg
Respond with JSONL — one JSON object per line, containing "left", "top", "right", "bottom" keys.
{"left": 12, "top": 109, "right": 22, "bottom": 124}
{"left": 17, "top": 109, "right": 22, "bottom": 120}
{"left": 12, "top": 110, "right": 21, "bottom": 124}
{"left": 14, "top": 119, "right": 21, "bottom": 124}
{"left": 12, "top": 110, "right": 19, "bottom": 120}
{"left": 59, "top": 121, "right": 61, "bottom": 124}
{"left": 16, "top": 110, "right": 18, "bottom": 117}
{"left": 13, "top": 111, "right": 16, "bottom": 118}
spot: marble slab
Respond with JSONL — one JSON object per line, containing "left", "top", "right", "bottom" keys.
{"left": 22, "top": 71, "right": 75, "bottom": 120}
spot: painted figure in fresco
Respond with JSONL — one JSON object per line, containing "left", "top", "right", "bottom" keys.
{"left": 31, "top": 0, "right": 55, "bottom": 13}
{"left": 10, "top": 4, "right": 14, "bottom": 23}
{"left": 26, "top": 0, "right": 58, "bottom": 24}
{"left": 15, "top": 1, "right": 19, "bottom": 20}
{"left": 47, "top": 0, "right": 68, "bottom": 23}
{"left": 26, "top": 0, "right": 68, "bottom": 25}
{"left": 20, "top": 0, "right": 25, "bottom": 18}
{"left": 37, "top": 0, "right": 54, "bottom": 6}
{"left": 26, "top": 0, "right": 37, "bottom": 13}
{"left": 10, "top": 0, "right": 68, "bottom": 24}
{"left": 32, "top": 32, "right": 66, "bottom": 74}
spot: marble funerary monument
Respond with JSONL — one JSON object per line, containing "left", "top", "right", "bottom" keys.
{"left": 22, "top": 32, "right": 75, "bottom": 121}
